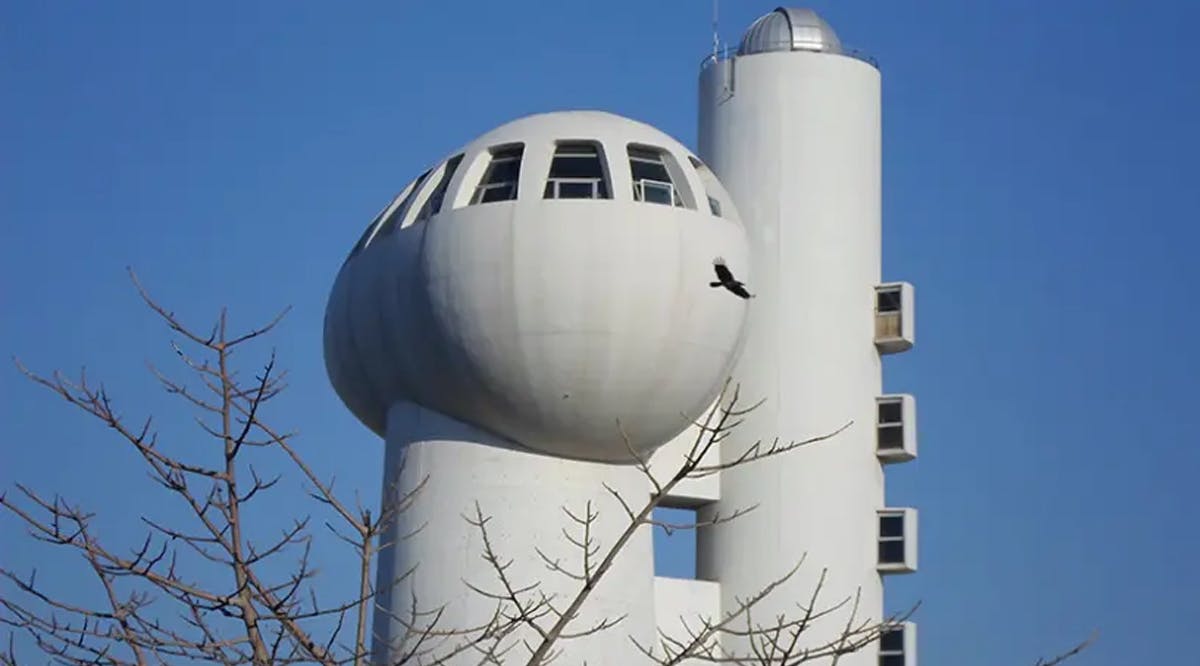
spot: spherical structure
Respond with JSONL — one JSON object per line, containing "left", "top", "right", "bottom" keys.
{"left": 739, "top": 7, "right": 842, "bottom": 56}
{"left": 324, "top": 111, "right": 751, "bottom": 463}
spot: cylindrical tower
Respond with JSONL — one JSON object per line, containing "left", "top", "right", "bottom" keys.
{"left": 698, "top": 8, "right": 889, "bottom": 664}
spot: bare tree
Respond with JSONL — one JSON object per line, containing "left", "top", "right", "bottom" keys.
{"left": 1, "top": 276, "right": 1092, "bottom": 665}
{"left": 0, "top": 273, "right": 467, "bottom": 665}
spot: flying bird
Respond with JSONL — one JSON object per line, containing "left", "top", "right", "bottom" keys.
{"left": 710, "top": 257, "right": 754, "bottom": 299}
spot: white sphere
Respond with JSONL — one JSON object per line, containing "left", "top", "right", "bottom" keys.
{"left": 324, "top": 110, "right": 751, "bottom": 462}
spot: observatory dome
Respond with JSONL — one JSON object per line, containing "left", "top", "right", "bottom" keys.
{"left": 324, "top": 110, "right": 751, "bottom": 463}
{"left": 739, "top": 7, "right": 843, "bottom": 55}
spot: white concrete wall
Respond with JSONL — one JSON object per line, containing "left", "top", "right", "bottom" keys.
{"left": 373, "top": 401, "right": 657, "bottom": 665}
{"left": 649, "top": 398, "right": 723, "bottom": 508}
{"left": 697, "top": 50, "right": 885, "bottom": 665}
{"left": 324, "top": 111, "right": 751, "bottom": 464}
{"left": 653, "top": 577, "right": 722, "bottom": 665}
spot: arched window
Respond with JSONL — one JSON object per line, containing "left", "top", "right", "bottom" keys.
{"left": 374, "top": 168, "right": 433, "bottom": 240}
{"left": 688, "top": 156, "right": 726, "bottom": 217}
{"left": 414, "top": 154, "right": 464, "bottom": 223}
{"left": 544, "top": 142, "right": 610, "bottom": 199}
{"left": 470, "top": 144, "right": 523, "bottom": 204}
{"left": 628, "top": 144, "right": 694, "bottom": 208}
{"left": 349, "top": 202, "right": 394, "bottom": 257}
{"left": 346, "top": 176, "right": 423, "bottom": 259}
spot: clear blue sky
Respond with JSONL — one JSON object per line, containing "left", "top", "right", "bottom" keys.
{"left": 2, "top": 2, "right": 1197, "bottom": 664}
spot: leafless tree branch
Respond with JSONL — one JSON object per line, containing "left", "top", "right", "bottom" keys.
{"left": 3, "top": 278, "right": 1095, "bottom": 666}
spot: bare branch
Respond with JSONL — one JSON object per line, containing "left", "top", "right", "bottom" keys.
{"left": 4, "top": 280, "right": 1095, "bottom": 666}
{"left": 1034, "top": 632, "right": 1098, "bottom": 666}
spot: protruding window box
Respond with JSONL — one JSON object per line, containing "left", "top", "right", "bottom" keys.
{"left": 876, "top": 394, "right": 917, "bottom": 464}
{"left": 879, "top": 621, "right": 917, "bottom": 666}
{"left": 875, "top": 282, "right": 915, "bottom": 354}
{"left": 877, "top": 508, "right": 918, "bottom": 574}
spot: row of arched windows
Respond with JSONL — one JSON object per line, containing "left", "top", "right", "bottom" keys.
{"left": 349, "top": 142, "right": 729, "bottom": 259}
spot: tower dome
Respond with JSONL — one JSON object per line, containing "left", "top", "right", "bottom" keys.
{"left": 324, "top": 110, "right": 751, "bottom": 462}
{"left": 738, "top": 7, "right": 843, "bottom": 56}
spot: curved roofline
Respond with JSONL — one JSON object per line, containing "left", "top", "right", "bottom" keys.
{"left": 738, "top": 7, "right": 843, "bottom": 56}
{"left": 701, "top": 5, "right": 877, "bottom": 71}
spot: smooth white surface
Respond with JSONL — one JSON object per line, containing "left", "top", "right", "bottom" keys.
{"left": 650, "top": 399, "right": 722, "bottom": 507}
{"left": 373, "top": 401, "right": 656, "bottom": 664}
{"left": 324, "top": 111, "right": 752, "bottom": 462}
{"left": 698, "top": 45, "right": 886, "bottom": 664}
{"left": 653, "top": 577, "right": 721, "bottom": 665}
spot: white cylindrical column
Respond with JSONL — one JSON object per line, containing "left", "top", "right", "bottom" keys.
{"left": 697, "top": 36, "right": 885, "bottom": 665}
{"left": 372, "top": 401, "right": 656, "bottom": 665}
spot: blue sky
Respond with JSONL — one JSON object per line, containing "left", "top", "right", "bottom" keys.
{"left": 2, "top": 1, "right": 1197, "bottom": 664}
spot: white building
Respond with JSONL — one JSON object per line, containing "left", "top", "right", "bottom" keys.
{"left": 325, "top": 7, "right": 916, "bottom": 665}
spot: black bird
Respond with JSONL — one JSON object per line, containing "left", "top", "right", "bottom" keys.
{"left": 710, "top": 257, "right": 754, "bottom": 299}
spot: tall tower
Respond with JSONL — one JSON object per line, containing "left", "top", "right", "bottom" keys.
{"left": 324, "top": 9, "right": 918, "bottom": 664}
{"left": 698, "top": 7, "right": 917, "bottom": 665}
{"left": 324, "top": 111, "right": 753, "bottom": 664}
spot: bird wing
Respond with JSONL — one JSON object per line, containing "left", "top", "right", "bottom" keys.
{"left": 729, "top": 283, "right": 752, "bottom": 299}
{"left": 713, "top": 262, "right": 734, "bottom": 282}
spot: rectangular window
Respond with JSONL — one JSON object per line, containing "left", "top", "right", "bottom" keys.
{"left": 707, "top": 196, "right": 722, "bottom": 216}
{"left": 545, "top": 180, "right": 596, "bottom": 198}
{"left": 630, "top": 145, "right": 683, "bottom": 207}
{"left": 879, "top": 541, "right": 906, "bottom": 564}
{"left": 879, "top": 515, "right": 904, "bottom": 539}
{"left": 877, "top": 288, "right": 902, "bottom": 313}
{"left": 471, "top": 145, "right": 523, "bottom": 205}
{"left": 877, "top": 395, "right": 917, "bottom": 463}
{"left": 878, "top": 426, "right": 904, "bottom": 451}
{"left": 416, "top": 154, "right": 463, "bottom": 221}
{"left": 878, "top": 512, "right": 905, "bottom": 564}
{"left": 878, "top": 622, "right": 915, "bottom": 666}
{"left": 875, "top": 282, "right": 914, "bottom": 354}
{"left": 544, "top": 142, "right": 610, "bottom": 200}
{"left": 637, "top": 180, "right": 676, "bottom": 205}
{"left": 878, "top": 400, "right": 902, "bottom": 424}
{"left": 877, "top": 398, "right": 904, "bottom": 452}
{"left": 878, "top": 509, "right": 917, "bottom": 573}
{"left": 879, "top": 626, "right": 904, "bottom": 652}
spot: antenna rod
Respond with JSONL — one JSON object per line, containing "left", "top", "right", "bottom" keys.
{"left": 712, "top": 0, "right": 720, "bottom": 57}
